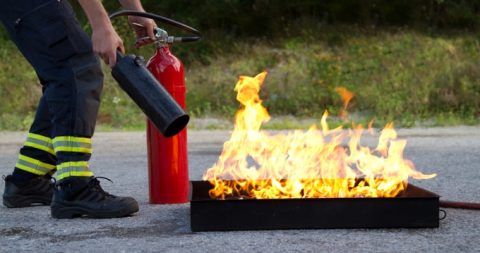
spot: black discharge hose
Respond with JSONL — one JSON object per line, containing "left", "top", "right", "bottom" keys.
{"left": 440, "top": 200, "right": 480, "bottom": 210}
{"left": 109, "top": 10, "right": 201, "bottom": 42}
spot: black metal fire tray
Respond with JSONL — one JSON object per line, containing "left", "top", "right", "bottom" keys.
{"left": 190, "top": 180, "right": 440, "bottom": 232}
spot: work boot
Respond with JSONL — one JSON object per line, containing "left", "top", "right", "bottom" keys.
{"left": 50, "top": 177, "right": 139, "bottom": 219}
{"left": 2, "top": 174, "right": 54, "bottom": 208}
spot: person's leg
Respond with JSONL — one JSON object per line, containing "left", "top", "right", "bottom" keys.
{"left": 2, "top": 0, "right": 100, "bottom": 180}
{"left": 3, "top": 94, "right": 58, "bottom": 207}
{"left": 1, "top": 0, "right": 138, "bottom": 217}
{"left": 1, "top": 0, "right": 99, "bottom": 181}
{"left": 1, "top": 2, "right": 58, "bottom": 207}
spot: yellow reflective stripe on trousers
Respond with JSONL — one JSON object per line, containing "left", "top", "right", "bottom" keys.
{"left": 56, "top": 161, "right": 93, "bottom": 180}
{"left": 52, "top": 136, "right": 92, "bottom": 154}
{"left": 15, "top": 154, "right": 55, "bottom": 175}
{"left": 24, "top": 133, "right": 54, "bottom": 155}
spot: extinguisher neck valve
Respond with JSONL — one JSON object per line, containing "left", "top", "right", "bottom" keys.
{"left": 154, "top": 27, "right": 169, "bottom": 47}
{"left": 153, "top": 27, "right": 193, "bottom": 47}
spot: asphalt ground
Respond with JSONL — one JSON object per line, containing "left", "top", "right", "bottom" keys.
{"left": 0, "top": 128, "right": 479, "bottom": 253}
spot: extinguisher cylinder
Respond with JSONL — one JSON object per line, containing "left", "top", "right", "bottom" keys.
{"left": 146, "top": 46, "right": 189, "bottom": 204}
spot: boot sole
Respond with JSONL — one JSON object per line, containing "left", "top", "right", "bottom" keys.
{"left": 51, "top": 203, "right": 139, "bottom": 219}
{"left": 3, "top": 194, "right": 51, "bottom": 208}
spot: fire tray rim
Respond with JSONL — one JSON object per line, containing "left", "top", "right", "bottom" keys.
{"left": 190, "top": 180, "right": 440, "bottom": 201}
{"left": 190, "top": 180, "right": 440, "bottom": 232}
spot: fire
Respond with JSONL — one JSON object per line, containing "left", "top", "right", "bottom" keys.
{"left": 335, "top": 87, "right": 354, "bottom": 120}
{"left": 202, "top": 71, "right": 436, "bottom": 199}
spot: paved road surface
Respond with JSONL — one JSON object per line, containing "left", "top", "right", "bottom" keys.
{"left": 0, "top": 128, "right": 479, "bottom": 252}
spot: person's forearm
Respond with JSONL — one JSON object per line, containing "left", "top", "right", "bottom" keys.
{"left": 119, "top": 0, "right": 145, "bottom": 11}
{"left": 77, "top": 0, "right": 112, "bottom": 31}
{"left": 77, "top": 0, "right": 125, "bottom": 66}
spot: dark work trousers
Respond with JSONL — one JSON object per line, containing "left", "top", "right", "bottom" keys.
{"left": 0, "top": 0, "right": 103, "bottom": 181}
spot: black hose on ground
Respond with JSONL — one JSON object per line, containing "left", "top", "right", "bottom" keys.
{"left": 440, "top": 200, "right": 480, "bottom": 210}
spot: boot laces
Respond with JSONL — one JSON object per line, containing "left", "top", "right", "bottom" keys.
{"left": 89, "top": 177, "right": 115, "bottom": 198}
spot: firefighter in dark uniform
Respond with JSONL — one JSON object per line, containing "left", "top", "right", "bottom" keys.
{"left": 1, "top": 0, "right": 156, "bottom": 218}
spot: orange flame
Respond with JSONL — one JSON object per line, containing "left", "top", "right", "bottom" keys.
{"left": 335, "top": 87, "right": 354, "bottom": 120}
{"left": 202, "top": 72, "right": 435, "bottom": 199}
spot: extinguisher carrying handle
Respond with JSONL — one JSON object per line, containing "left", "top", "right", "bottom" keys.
{"left": 109, "top": 10, "right": 201, "bottom": 43}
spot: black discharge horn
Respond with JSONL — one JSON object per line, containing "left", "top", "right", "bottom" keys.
{"left": 111, "top": 51, "right": 189, "bottom": 137}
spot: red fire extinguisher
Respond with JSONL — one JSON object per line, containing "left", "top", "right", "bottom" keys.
{"left": 146, "top": 41, "right": 188, "bottom": 204}
{"left": 109, "top": 11, "right": 201, "bottom": 204}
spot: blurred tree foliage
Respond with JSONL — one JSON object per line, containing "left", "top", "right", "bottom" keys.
{"left": 74, "top": 0, "right": 480, "bottom": 66}
{"left": 96, "top": 0, "right": 480, "bottom": 35}
{"left": 67, "top": 0, "right": 480, "bottom": 67}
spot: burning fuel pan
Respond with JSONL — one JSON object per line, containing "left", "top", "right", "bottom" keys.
{"left": 190, "top": 181, "right": 440, "bottom": 232}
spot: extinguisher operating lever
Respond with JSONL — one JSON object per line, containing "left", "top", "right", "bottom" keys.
{"left": 109, "top": 10, "right": 201, "bottom": 46}
{"left": 131, "top": 22, "right": 200, "bottom": 45}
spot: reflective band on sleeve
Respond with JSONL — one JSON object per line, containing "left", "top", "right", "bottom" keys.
{"left": 15, "top": 154, "right": 56, "bottom": 175}
{"left": 56, "top": 161, "right": 93, "bottom": 180}
{"left": 52, "top": 136, "right": 92, "bottom": 154}
{"left": 24, "top": 133, "right": 54, "bottom": 155}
